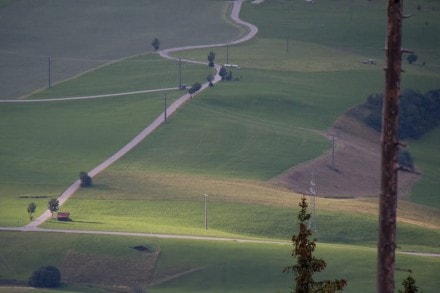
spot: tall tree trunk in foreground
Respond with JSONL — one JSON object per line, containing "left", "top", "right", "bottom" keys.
{"left": 378, "top": 0, "right": 404, "bottom": 292}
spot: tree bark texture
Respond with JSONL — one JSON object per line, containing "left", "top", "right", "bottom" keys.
{"left": 377, "top": 0, "right": 403, "bottom": 292}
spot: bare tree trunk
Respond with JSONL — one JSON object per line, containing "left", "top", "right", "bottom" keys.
{"left": 377, "top": 0, "right": 404, "bottom": 292}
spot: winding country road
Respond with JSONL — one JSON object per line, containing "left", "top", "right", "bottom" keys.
{"left": 8, "top": 0, "right": 257, "bottom": 230}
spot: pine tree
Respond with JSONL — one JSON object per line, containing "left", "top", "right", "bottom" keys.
{"left": 283, "top": 196, "right": 347, "bottom": 292}
{"left": 398, "top": 274, "right": 420, "bottom": 293}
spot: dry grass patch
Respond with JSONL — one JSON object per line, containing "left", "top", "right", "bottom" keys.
{"left": 61, "top": 248, "right": 160, "bottom": 288}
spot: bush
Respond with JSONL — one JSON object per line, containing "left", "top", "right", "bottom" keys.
{"left": 29, "top": 266, "right": 61, "bottom": 288}
{"left": 407, "top": 54, "right": 418, "bottom": 64}
{"left": 188, "top": 82, "right": 202, "bottom": 95}
{"left": 80, "top": 171, "right": 92, "bottom": 187}
{"left": 398, "top": 149, "right": 414, "bottom": 172}
{"left": 362, "top": 89, "right": 440, "bottom": 139}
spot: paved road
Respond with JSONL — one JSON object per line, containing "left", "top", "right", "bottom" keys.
{"left": 22, "top": 0, "right": 257, "bottom": 229}
{"left": 0, "top": 88, "right": 179, "bottom": 103}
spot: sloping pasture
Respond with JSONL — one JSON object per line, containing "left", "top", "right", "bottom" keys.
{"left": 0, "top": 231, "right": 439, "bottom": 292}
{"left": 0, "top": 0, "right": 238, "bottom": 99}
{"left": 0, "top": 0, "right": 439, "bottom": 292}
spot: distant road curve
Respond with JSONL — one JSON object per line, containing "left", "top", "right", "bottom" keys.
{"left": 0, "top": 88, "right": 179, "bottom": 103}
{"left": 22, "top": 0, "right": 258, "bottom": 229}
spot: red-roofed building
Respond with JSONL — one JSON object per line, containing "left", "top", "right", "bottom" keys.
{"left": 57, "top": 212, "right": 70, "bottom": 221}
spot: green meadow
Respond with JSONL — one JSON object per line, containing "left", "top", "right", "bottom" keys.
{"left": 1, "top": 0, "right": 439, "bottom": 291}
{"left": 1, "top": 232, "right": 439, "bottom": 293}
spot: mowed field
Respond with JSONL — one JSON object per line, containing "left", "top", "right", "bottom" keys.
{"left": 1, "top": 0, "right": 439, "bottom": 292}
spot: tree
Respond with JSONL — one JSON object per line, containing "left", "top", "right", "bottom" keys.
{"left": 151, "top": 38, "right": 160, "bottom": 51}
{"left": 48, "top": 198, "right": 59, "bottom": 218}
{"left": 207, "top": 74, "right": 214, "bottom": 87}
{"left": 397, "top": 149, "right": 414, "bottom": 172}
{"left": 188, "top": 82, "right": 202, "bottom": 95}
{"left": 398, "top": 274, "right": 420, "bottom": 293}
{"left": 378, "top": 0, "right": 404, "bottom": 291}
{"left": 27, "top": 202, "right": 36, "bottom": 221}
{"left": 219, "top": 66, "right": 228, "bottom": 80}
{"left": 29, "top": 266, "right": 61, "bottom": 288}
{"left": 283, "top": 196, "right": 347, "bottom": 292}
{"left": 208, "top": 51, "right": 216, "bottom": 67}
{"left": 79, "top": 171, "right": 92, "bottom": 187}
{"left": 406, "top": 54, "right": 417, "bottom": 64}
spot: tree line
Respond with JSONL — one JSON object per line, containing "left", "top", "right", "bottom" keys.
{"left": 362, "top": 89, "right": 440, "bottom": 140}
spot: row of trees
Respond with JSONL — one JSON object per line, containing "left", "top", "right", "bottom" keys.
{"left": 363, "top": 89, "right": 440, "bottom": 139}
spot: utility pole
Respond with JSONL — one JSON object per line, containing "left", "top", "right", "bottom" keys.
{"left": 308, "top": 172, "right": 316, "bottom": 232}
{"left": 377, "top": 0, "right": 405, "bottom": 292}
{"left": 178, "top": 58, "right": 182, "bottom": 89}
{"left": 332, "top": 135, "right": 336, "bottom": 170}
{"left": 164, "top": 93, "right": 167, "bottom": 123}
{"left": 48, "top": 56, "right": 51, "bottom": 88}
{"left": 204, "top": 194, "right": 208, "bottom": 230}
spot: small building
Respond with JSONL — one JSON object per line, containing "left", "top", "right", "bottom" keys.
{"left": 57, "top": 212, "right": 70, "bottom": 221}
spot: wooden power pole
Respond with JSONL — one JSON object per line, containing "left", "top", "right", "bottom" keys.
{"left": 377, "top": 0, "right": 404, "bottom": 292}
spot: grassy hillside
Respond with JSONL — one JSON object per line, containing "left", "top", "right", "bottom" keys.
{"left": 0, "top": 0, "right": 439, "bottom": 291}
{"left": 0, "top": 0, "right": 239, "bottom": 99}
{"left": 1, "top": 231, "right": 439, "bottom": 292}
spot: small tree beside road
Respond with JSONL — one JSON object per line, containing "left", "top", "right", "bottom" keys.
{"left": 27, "top": 202, "right": 36, "bottom": 221}
{"left": 48, "top": 198, "right": 59, "bottom": 218}
{"left": 219, "top": 66, "right": 228, "bottom": 80}
{"left": 188, "top": 82, "right": 202, "bottom": 95}
{"left": 208, "top": 51, "right": 216, "bottom": 67}
{"left": 151, "top": 38, "right": 160, "bottom": 51}
{"left": 80, "top": 171, "right": 92, "bottom": 187}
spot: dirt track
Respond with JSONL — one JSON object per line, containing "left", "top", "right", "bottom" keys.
{"left": 273, "top": 113, "right": 420, "bottom": 198}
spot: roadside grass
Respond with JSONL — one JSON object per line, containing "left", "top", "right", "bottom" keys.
{"left": 31, "top": 54, "right": 212, "bottom": 99}
{"left": 1, "top": 232, "right": 439, "bottom": 293}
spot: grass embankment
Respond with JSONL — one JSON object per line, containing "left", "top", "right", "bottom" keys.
{"left": 1, "top": 231, "right": 439, "bottom": 293}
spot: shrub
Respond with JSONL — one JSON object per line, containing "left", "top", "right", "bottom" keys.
{"left": 407, "top": 54, "right": 418, "bottom": 64}
{"left": 29, "top": 266, "right": 61, "bottom": 288}
{"left": 188, "top": 82, "right": 202, "bottom": 95}
{"left": 398, "top": 149, "right": 415, "bottom": 172}
{"left": 362, "top": 89, "right": 440, "bottom": 139}
{"left": 80, "top": 171, "right": 92, "bottom": 187}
